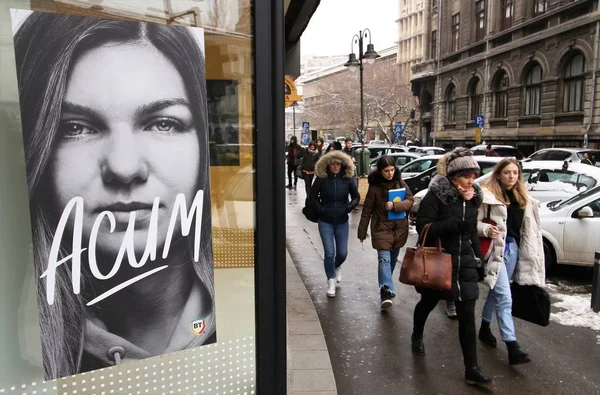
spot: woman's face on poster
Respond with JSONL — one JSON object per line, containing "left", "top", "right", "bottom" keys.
{"left": 51, "top": 43, "right": 201, "bottom": 256}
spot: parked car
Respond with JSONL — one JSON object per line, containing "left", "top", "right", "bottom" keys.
{"left": 470, "top": 144, "right": 525, "bottom": 160}
{"left": 526, "top": 147, "right": 600, "bottom": 166}
{"left": 352, "top": 143, "right": 407, "bottom": 160}
{"left": 369, "top": 152, "right": 424, "bottom": 172}
{"left": 407, "top": 146, "right": 446, "bottom": 155}
{"left": 405, "top": 156, "right": 503, "bottom": 199}
{"left": 396, "top": 155, "right": 443, "bottom": 178}
{"left": 410, "top": 160, "right": 600, "bottom": 218}
{"left": 540, "top": 185, "right": 600, "bottom": 269}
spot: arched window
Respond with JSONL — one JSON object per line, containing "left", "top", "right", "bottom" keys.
{"left": 524, "top": 64, "right": 542, "bottom": 115}
{"left": 446, "top": 84, "right": 456, "bottom": 123}
{"left": 563, "top": 53, "right": 586, "bottom": 112}
{"left": 494, "top": 72, "right": 509, "bottom": 118}
{"left": 468, "top": 78, "right": 483, "bottom": 120}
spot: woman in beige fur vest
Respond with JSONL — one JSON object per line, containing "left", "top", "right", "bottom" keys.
{"left": 476, "top": 158, "right": 545, "bottom": 366}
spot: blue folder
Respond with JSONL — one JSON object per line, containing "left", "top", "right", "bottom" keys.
{"left": 387, "top": 188, "right": 406, "bottom": 220}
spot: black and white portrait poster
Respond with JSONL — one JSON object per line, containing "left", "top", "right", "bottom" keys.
{"left": 10, "top": 10, "right": 216, "bottom": 380}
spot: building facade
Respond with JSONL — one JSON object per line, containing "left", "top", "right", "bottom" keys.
{"left": 397, "top": 0, "right": 428, "bottom": 85}
{"left": 410, "top": 0, "right": 600, "bottom": 154}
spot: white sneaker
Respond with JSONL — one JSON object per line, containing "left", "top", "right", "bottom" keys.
{"left": 327, "top": 279, "right": 336, "bottom": 298}
{"left": 335, "top": 268, "right": 342, "bottom": 283}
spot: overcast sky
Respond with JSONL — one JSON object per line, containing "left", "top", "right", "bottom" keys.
{"left": 301, "top": 0, "right": 399, "bottom": 57}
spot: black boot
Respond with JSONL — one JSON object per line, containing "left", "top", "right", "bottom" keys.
{"left": 465, "top": 367, "right": 493, "bottom": 386}
{"left": 506, "top": 341, "right": 531, "bottom": 365}
{"left": 411, "top": 333, "right": 425, "bottom": 355}
{"left": 478, "top": 320, "right": 497, "bottom": 348}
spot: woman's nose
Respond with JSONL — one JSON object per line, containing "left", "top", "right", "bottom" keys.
{"left": 100, "top": 129, "right": 149, "bottom": 185}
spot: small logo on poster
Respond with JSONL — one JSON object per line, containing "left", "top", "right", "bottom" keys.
{"left": 191, "top": 319, "right": 206, "bottom": 336}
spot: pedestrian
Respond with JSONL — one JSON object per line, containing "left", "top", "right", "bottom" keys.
{"left": 287, "top": 136, "right": 302, "bottom": 189}
{"left": 411, "top": 147, "right": 493, "bottom": 386}
{"left": 485, "top": 144, "right": 500, "bottom": 157}
{"left": 316, "top": 137, "right": 325, "bottom": 155}
{"left": 581, "top": 152, "right": 596, "bottom": 166}
{"left": 299, "top": 141, "right": 320, "bottom": 206}
{"left": 357, "top": 156, "right": 414, "bottom": 310}
{"left": 309, "top": 151, "right": 360, "bottom": 298}
{"left": 477, "top": 158, "right": 545, "bottom": 365}
{"left": 342, "top": 138, "right": 355, "bottom": 158}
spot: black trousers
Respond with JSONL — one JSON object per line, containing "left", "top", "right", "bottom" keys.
{"left": 287, "top": 164, "right": 298, "bottom": 186}
{"left": 303, "top": 173, "right": 314, "bottom": 206}
{"left": 413, "top": 292, "right": 478, "bottom": 370}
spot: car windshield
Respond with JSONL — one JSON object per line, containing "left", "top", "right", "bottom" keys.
{"left": 494, "top": 148, "right": 524, "bottom": 159}
{"left": 401, "top": 159, "right": 438, "bottom": 173}
{"left": 550, "top": 185, "right": 600, "bottom": 211}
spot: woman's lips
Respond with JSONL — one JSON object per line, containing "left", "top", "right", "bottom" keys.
{"left": 95, "top": 202, "right": 158, "bottom": 230}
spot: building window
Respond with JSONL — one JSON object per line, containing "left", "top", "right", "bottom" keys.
{"left": 524, "top": 64, "right": 542, "bottom": 115}
{"left": 469, "top": 78, "right": 483, "bottom": 120}
{"left": 476, "top": 0, "right": 486, "bottom": 41}
{"left": 501, "top": 0, "right": 513, "bottom": 31}
{"left": 563, "top": 53, "right": 586, "bottom": 112}
{"left": 534, "top": 0, "right": 547, "bottom": 15}
{"left": 431, "top": 30, "right": 437, "bottom": 59}
{"left": 432, "top": 0, "right": 438, "bottom": 8}
{"left": 446, "top": 84, "right": 457, "bottom": 123}
{"left": 494, "top": 72, "right": 509, "bottom": 118}
{"left": 452, "top": 13, "right": 460, "bottom": 52}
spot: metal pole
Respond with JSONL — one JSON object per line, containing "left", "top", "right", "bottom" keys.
{"left": 359, "top": 31, "right": 365, "bottom": 166}
{"left": 592, "top": 252, "right": 600, "bottom": 313}
{"left": 292, "top": 103, "right": 296, "bottom": 137}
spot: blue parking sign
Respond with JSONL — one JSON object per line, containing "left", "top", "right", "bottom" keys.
{"left": 474, "top": 115, "right": 484, "bottom": 128}
{"left": 301, "top": 122, "right": 310, "bottom": 145}
{"left": 394, "top": 123, "right": 403, "bottom": 141}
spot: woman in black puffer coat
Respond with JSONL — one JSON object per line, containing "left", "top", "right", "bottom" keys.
{"left": 310, "top": 151, "right": 360, "bottom": 298}
{"left": 411, "top": 148, "right": 493, "bottom": 387}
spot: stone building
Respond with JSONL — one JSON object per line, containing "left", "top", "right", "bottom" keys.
{"left": 397, "top": 0, "right": 428, "bottom": 86}
{"left": 410, "top": 0, "right": 600, "bottom": 154}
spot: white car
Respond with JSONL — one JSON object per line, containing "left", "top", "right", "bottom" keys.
{"left": 397, "top": 155, "right": 443, "bottom": 178}
{"left": 407, "top": 146, "right": 447, "bottom": 155}
{"left": 540, "top": 185, "right": 600, "bottom": 269}
{"left": 411, "top": 160, "right": 600, "bottom": 217}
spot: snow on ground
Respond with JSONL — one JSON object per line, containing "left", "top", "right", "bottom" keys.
{"left": 546, "top": 283, "right": 600, "bottom": 331}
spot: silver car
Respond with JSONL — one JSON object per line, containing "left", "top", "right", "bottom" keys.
{"left": 527, "top": 148, "right": 600, "bottom": 166}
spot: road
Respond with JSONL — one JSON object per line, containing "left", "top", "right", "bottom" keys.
{"left": 286, "top": 179, "right": 600, "bottom": 395}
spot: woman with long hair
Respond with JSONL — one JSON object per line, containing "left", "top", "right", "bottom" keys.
{"left": 13, "top": 12, "right": 215, "bottom": 378}
{"left": 310, "top": 151, "right": 359, "bottom": 297}
{"left": 477, "top": 158, "right": 545, "bottom": 365}
{"left": 358, "top": 155, "right": 413, "bottom": 310}
{"left": 298, "top": 140, "right": 320, "bottom": 206}
{"left": 412, "top": 148, "right": 492, "bottom": 386}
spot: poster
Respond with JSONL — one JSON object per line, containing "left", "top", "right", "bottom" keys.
{"left": 10, "top": 10, "right": 216, "bottom": 380}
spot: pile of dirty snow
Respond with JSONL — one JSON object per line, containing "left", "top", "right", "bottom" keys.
{"left": 548, "top": 290, "right": 600, "bottom": 331}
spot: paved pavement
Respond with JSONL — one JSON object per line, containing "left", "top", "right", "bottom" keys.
{"left": 286, "top": 178, "right": 600, "bottom": 395}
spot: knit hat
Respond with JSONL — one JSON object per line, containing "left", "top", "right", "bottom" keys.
{"left": 437, "top": 147, "right": 480, "bottom": 178}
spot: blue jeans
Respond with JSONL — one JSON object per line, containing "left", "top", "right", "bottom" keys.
{"left": 377, "top": 249, "right": 399, "bottom": 295}
{"left": 482, "top": 239, "right": 518, "bottom": 342}
{"left": 318, "top": 220, "right": 349, "bottom": 280}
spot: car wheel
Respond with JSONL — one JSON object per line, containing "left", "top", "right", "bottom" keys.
{"left": 543, "top": 240, "right": 556, "bottom": 274}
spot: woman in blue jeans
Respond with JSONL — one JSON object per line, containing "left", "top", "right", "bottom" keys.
{"left": 477, "top": 158, "right": 546, "bottom": 365}
{"left": 310, "top": 151, "right": 360, "bottom": 297}
{"left": 357, "top": 156, "right": 413, "bottom": 310}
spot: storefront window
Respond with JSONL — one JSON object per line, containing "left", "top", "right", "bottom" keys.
{"left": 0, "top": 0, "right": 256, "bottom": 393}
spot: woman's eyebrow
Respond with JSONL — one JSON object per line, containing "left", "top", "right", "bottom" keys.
{"left": 135, "top": 98, "right": 190, "bottom": 118}
{"left": 61, "top": 101, "right": 107, "bottom": 127}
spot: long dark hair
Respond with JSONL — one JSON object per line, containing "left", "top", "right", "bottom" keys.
{"left": 14, "top": 12, "right": 214, "bottom": 377}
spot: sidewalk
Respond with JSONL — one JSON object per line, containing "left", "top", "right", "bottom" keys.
{"left": 286, "top": 248, "right": 337, "bottom": 395}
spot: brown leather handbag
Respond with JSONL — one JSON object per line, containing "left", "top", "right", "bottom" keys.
{"left": 399, "top": 223, "right": 453, "bottom": 291}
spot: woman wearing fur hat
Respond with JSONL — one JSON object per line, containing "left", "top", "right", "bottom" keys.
{"left": 358, "top": 156, "right": 414, "bottom": 310}
{"left": 310, "top": 151, "right": 360, "bottom": 297}
{"left": 476, "top": 158, "right": 545, "bottom": 365}
{"left": 412, "top": 147, "right": 493, "bottom": 386}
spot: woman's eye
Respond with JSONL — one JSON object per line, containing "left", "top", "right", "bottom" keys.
{"left": 144, "top": 118, "right": 186, "bottom": 134}
{"left": 58, "top": 121, "right": 97, "bottom": 139}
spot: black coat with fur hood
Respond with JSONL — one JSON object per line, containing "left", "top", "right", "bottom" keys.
{"left": 358, "top": 168, "right": 414, "bottom": 250}
{"left": 310, "top": 151, "right": 360, "bottom": 225}
{"left": 416, "top": 175, "right": 484, "bottom": 301}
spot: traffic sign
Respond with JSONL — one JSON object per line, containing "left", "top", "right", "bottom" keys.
{"left": 394, "top": 123, "right": 403, "bottom": 142}
{"left": 474, "top": 115, "right": 484, "bottom": 128}
{"left": 301, "top": 122, "right": 310, "bottom": 145}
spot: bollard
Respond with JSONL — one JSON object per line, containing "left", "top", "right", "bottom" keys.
{"left": 592, "top": 252, "right": 600, "bottom": 313}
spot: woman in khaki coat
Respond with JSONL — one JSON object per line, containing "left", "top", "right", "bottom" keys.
{"left": 358, "top": 156, "right": 414, "bottom": 310}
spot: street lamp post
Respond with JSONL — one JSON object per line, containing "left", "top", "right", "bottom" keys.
{"left": 344, "top": 29, "right": 380, "bottom": 175}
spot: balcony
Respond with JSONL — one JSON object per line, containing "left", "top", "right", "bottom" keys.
{"left": 410, "top": 60, "right": 436, "bottom": 81}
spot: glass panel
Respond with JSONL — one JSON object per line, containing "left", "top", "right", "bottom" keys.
{"left": 0, "top": 0, "right": 256, "bottom": 393}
